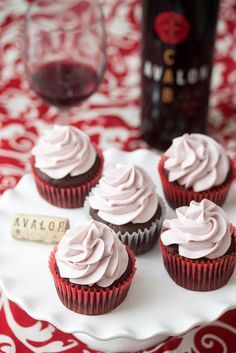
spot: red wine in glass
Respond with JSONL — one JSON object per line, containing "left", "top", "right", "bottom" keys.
{"left": 31, "top": 60, "right": 100, "bottom": 107}
{"left": 24, "top": 0, "right": 106, "bottom": 115}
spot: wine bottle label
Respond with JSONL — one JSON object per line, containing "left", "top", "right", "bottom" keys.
{"left": 143, "top": 11, "right": 209, "bottom": 105}
{"left": 141, "top": 0, "right": 220, "bottom": 150}
{"left": 144, "top": 61, "right": 209, "bottom": 85}
{"left": 11, "top": 214, "right": 69, "bottom": 243}
{"left": 154, "top": 12, "right": 190, "bottom": 45}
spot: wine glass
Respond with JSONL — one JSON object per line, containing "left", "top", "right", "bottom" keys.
{"left": 23, "top": 0, "right": 106, "bottom": 121}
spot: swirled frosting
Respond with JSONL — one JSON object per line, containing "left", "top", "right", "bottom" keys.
{"left": 56, "top": 220, "right": 129, "bottom": 287}
{"left": 88, "top": 164, "right": 158, "bottom": 225}
{"left": 161, "top": 199, "right": 231, "bottom": 259}
{"left": 164, "top": 134, "right": 230, "bottom": 192}
{"left": 32, "top": 125, "right": 96, "bottom": 179}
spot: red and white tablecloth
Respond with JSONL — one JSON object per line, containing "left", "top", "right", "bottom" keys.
{"left": 0, "top": 0, "right": 235, "bottom": 352}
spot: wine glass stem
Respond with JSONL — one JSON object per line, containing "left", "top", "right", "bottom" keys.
{"left": 57, "top": 109, "right": 70, "bottom": 125}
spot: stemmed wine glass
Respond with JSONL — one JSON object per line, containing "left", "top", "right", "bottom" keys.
{"left": 24, "top": 0, "right": 106, "bottom": 121}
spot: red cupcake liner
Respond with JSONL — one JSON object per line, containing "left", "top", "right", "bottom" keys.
{"left": 158, "top": 155, "right": 234, "bottom": 209}
{"left": 49, "top": 246, "right": 136, "bottom": 315}
{"left": 160, "top": 228, "right": 236, "bottom": 291}
{"left": 30, "top": 146, "right": 104, "bottom": 208}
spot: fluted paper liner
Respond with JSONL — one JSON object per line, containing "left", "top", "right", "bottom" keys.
{"left": 160, "top": 225, "right": 236, "bottom": 291}
{"left": 30, "top": 146, "right": 104, "bottom": 208}
{"left": 116, "top": 220, "right": 160, "bottom": 255}
{"left": 116, "top": 198, "right": 165, "bottom": 255}
{"left": 158, "top": 155, "right": 234, "bottom": 209}
{"left": 49, "top": 246, "right": 136, "bottom": 315}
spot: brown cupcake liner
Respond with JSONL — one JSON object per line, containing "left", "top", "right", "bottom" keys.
{"left": 30, "top": 146, "right": 104, "bottom": 208}
{"left": 158, "top": 155, "right": 234, "bottom": 209}
{"left": 160, "top": 227, "right": 236, "bottom": 291}
{"left": 49, "top": 246, "right": 136, "bottom": 315}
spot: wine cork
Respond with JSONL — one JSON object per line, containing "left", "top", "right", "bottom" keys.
{"left": 11, "top": 214, "right": 69, "bottom": 243}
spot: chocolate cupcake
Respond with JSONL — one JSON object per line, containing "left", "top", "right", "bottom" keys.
{"left": 160, "top": 199, "right": 236, "bottom": 291}
{"left": 88, "top": 164, "right": 164, "bottom": 255}
{"left": 158, "top": 133, "right": 234, "bottom": 208}
{"left": 49, "top": 220, "right": 136, "bottom": 315}
{"left": 30, "top": 125, "right": 103, "bottom": 208}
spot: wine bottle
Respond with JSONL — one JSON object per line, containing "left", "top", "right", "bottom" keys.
{"left": 141, "top": 0, "right": 221, "bottom": 150}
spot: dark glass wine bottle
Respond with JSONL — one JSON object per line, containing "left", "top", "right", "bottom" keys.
{"left": 141, "top": 0, "right": 221, "bottom": 151}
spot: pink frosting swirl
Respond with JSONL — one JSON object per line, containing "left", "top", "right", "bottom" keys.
{"left": 32, "top": 125, "right": 96, "bottom": 179}
{"left": 161, "top": 199, "right": 231, "bottom": 259}
{"left": 88, "top": 164, "right": 158, "bottom": 225}
{"left": 164, "top": 133, "right": 230, "bottom": 192}
{"left": 56, "top": 220, "right": 129, "bottom": 287}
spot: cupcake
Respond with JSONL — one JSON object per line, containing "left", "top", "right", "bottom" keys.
{"left": 160, "top": 199, "right": 236, "bottom": 291}
{"left": 158, "top": 133, "right": 234, "bottom": 209}
{"left": 30, "top": 125, "right": 103, "bottom": 208}
{"left": 88, "top": 164, "right": 164, "bottom": 255}
{"left": 49, "top": 220, "right": 136, "bottom": 315}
